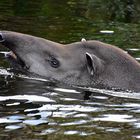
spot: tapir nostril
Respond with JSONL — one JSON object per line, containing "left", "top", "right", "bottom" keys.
{"left": 0, "top": 32, "right": 5, "bottom": 42}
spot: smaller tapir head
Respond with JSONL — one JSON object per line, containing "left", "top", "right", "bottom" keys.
{"left": 0, "top": 31, "right": 140, "bottom": 91}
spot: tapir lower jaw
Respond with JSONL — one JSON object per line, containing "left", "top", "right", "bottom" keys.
{"left": 5, "top": 51, "right": 28, "bottom": 71}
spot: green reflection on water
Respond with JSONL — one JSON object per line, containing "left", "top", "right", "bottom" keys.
{"left": 0, "top": 0, "right": 139, "bottom": 47}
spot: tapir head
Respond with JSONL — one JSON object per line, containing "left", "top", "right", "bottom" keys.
{"left": 0, "top": 31, "right": 105, "bottom": 86}
{"left": 0, "top": 31, "right": 140, "bottom": 91}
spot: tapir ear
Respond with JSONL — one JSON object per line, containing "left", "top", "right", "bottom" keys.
{"left": 86, "top": 52, "right": 103, "bottom": 76}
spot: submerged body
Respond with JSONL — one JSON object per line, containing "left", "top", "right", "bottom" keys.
{"left": 0, "top": 31, "right": 140, "bottom": 92}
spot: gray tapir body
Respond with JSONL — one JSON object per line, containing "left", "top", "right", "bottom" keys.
{"left": 0, "top": 31, "right": 140, "bottom": 92}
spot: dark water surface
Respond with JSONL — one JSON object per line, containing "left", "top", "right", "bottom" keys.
{"left": 0, "top": 0, "right": 140, "bottom": 140}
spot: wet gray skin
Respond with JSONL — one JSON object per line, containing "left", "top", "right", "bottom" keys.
{"left": 0, "top": 31, "right": 140, "bottom": 92}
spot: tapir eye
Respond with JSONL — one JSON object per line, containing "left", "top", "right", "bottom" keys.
{"left": 49, "top": 56, "right": 60, "bottom": 68}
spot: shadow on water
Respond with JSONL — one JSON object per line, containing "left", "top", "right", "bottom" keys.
{"left": 0, "top": 0, "right": 140, "bottom": 140}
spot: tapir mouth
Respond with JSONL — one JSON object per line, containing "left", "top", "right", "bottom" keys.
{"left": 5, "top": 51, "right": 28, "bottom": 71}
{"left": 0, "top": 32, "right": 29, "bottom": 71}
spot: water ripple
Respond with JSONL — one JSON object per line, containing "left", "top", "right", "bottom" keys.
{"left": 0, "top": 95, "right": 55, "bottom": 103}
{"left": 93, "top": 114, "right": 136, "bottom": 123}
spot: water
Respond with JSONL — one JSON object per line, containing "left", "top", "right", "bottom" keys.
{"left": 0, "top": 0, "right": 140, "bottom": 140}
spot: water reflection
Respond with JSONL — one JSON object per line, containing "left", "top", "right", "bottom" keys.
{"left": 0, "top": 73, "right": 140, "bottom": 138}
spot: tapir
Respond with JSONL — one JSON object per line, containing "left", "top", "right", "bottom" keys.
{"left": 0, "top": 31, "right": 140, "bottom": 92}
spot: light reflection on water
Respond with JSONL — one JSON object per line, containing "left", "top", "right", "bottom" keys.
{"left": 0, "top": 71, "right": 140, "bottom": 139}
